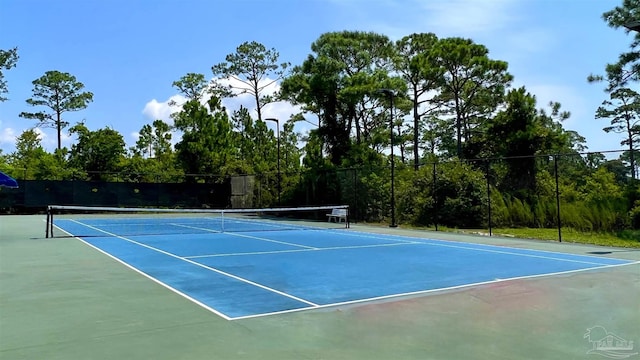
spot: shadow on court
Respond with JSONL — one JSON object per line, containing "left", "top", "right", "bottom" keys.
{"left": 1, "top": 215, "right": 638, "bottom": 360}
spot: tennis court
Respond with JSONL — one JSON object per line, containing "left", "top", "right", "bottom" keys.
{"left": 2, "top": 210, "right": 639, "bottom": 359}
{"left": 47, "top": 206, "right": 634, "bottom": 320}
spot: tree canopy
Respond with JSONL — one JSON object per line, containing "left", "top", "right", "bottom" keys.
{"left": 4, "top": 21, "right": 639, "bottom": 235}
{"left": 0, "top": 47, "right": 19, "bottom": 102}
{"left": 19, "top": 70, "right": 93, "bottom": 150}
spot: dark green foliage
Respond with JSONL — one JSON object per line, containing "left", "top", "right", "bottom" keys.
{"left": 430, "top": 37, "right": 513, "bottom": 158}
{"left": 0, "top": 47, "right": 18, "bottom": 101}
{"left": 394, "top": 33, "right": 443, "bottom": 169}
{"left": 7, "top": 27, "right": 640, "bottom": 235}
{"left": 596, "top": 88, "right": 640, "bottom": 178}
{"left": 171, "top": 73, "right": 212, "bottom": 102}
{"left": 19, "top": 71, "right": 93, "bottom": 150}
{"left": 118, "top": 153, "right": 183, "bottom": 183}
{"left": 280, "top": 31, "right": 399, "bottom": 166}
{"left": 174, "top": 97, "right": 237, "bottom": 180}
{"left": 397, "top": 161, "right": 487, "bottom": 228}
{"left": 212, "top": 41, "right": 288, "bottom": 122}
{"left": 589, "top": 0, "right": 639, "bottom": 90}
{"left": 68, "top": 124, "right": 126, "bottom": 181}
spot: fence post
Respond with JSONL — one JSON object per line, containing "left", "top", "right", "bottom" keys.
{"left": 554, "top": 155, "right": 562, "bottom": 242}
{"left": 353, "top": 168, "right": 358, "bottom": 222}
{"left": 432, "top": 162, "right": 438, "bottom": 231}
{"left": 485, "top": 160, "right": 492, "bottom": 237}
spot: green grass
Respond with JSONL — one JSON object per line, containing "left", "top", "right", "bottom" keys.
{"left": 463, "top": 227, "right": 640, "bottom": 248}
{"left": 358, "top": 221, "right": 640, "bottom": 248}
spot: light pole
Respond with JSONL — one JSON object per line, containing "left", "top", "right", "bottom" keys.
{"left": 265, "top": 118, "right": 281, "bottom": 206}
{"left": 377, "top": 89, "right": 398, "bottom": 228}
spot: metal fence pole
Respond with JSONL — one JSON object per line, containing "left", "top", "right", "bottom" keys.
{"left": 432, "top": 162, "right": 438, "bottom": 231}
{"left": 353, "top": 168, "right": 358, "bottom": 222}
{"left": 486, "top": 160, "right": 492, "bottom": 237}
{"left": 554, "top": 155, "right": 562, "bottom": 242}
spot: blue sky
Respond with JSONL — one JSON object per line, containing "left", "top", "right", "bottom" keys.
{"left": 0, "top": 0, "right": 635, "bottom": 155}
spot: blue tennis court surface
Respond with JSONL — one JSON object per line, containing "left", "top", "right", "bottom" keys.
{"left": 53, "top": 218, "right": 634, "bottom": 320}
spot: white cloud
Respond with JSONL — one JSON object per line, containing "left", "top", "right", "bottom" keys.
{"left": 32, "top": 128, "right": 47, "bottom": 142}
{"left": 142, "top": 94, "right": 186, "bottom": 124}
{"left": 0, "top": 124, "right": 75, "bottom": 153}
{"left": 39, "top": 127, "right": 74, "bottom": 151}
{"left": 0, "top": 126, "right": 16, "bottom": 149}
{"left": 137, "top": 76, "right": 320, "bottom": 153}
{"left": 143, "top": 76, "right": 306, "bottom": 131}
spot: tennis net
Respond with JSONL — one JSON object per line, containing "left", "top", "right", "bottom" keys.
{"left": 45, "top": 205, "right": 349, "bottom": 238}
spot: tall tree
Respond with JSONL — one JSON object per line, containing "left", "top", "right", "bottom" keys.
{"left": 281, "top": 31, "right": 398, "bottom": 165}
{"left": 420, "top": 115, "right": 451, "bottom": 157}
{"left": 212, "top": 41, "right": 289, "bottom": 122}
{"left": 280, "top": 119, "right": 302, "bottom": 175}
{"left": 281, "top": 52, "right": 345, "bottom": 164}
{"left": 174, "top": 96, "right": 238, "bottom": 178}
{"left": 19, "top": 71, "right": 94, "bottom": 150}
{"left": 7, "top": 129, "right": 72, "bottom": 180}
{"left": 0, "top": 47, "right": 18, "bottom": 102}
{"left": 8, "top": 129, "right": 45, "bottom": 179}
{"left": 169, "top": 72, "right": 231, "bottom": 106}
{"left": 230, "top": 106, "right": 276, "bottom": 174}
{"left": 171, "top": 73, "right": 210, "bottom": 102}
{"left": 135, "top": 124, "right": 154, "bottom": 158}
{"left": 486, "top": 88, "right": 577, "bottom": 197}
{"left": 68, "top": 124, "right": 126, "bottom": 181}
{"left": 134, "top": 119, "right": 172, "bottom": 159}
{"left": 431, "top": 37, "right": 512, "bottom": 159}
{"left": 150, "top": 119, "right": 172, "bottom": 159}
{"left": 393, "top": 33, "right": 443, "bottom": 169}
{"left": 486, "top": 87, "right": 540, "bottom": 195}
{"left": 596, "top": 87, "right": 640, "bottom": 179}
{"left": 589, "top": 0, "right": 640, "bottom": 90}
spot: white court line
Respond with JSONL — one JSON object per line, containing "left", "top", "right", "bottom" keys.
{"left": 225, "top": 231, "right": 319, "bottom": 249}
{"left": 411, "top": 241, "right": 615, "bottom": 266}
{"left": 81, "top": 218, "right": 623, "bottom": 266}
{"left": 55, "top": 217, "right": 631, "bottom": 266}
{"left": 169, "top": 223, "right": 221, "bottom": 233}
{"left": 326, "top": 228, "right": 630, "bottom": 266}
{"left": 171, "top": 223, "right": 319, "bottom": 250}
{"left": 230, "top": 260, "right": 640, "bottom": 321}
{"left": 185, "top": 242, "right": 414, "bottom": 259}
{"left": 55, "top": 216, "right": 631, "bottom": 264}
{"left": 52, "top": 219, "right": 637, "bottom": 321}
{"left": 229, "top": 226, "right": 622, "bottom": 266}
{"left": 68, "top": 219, "right": 319, "bottom": 308}
{"left": 342, "top": 228, "right": 635, "bottom": 264}
{"left": 318, "top": 229, "right": 419, "bottom": 244}
{"left": 50, "top": 222, "right": 233, "bottom": 320}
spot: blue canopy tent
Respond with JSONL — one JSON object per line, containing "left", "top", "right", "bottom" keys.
{"left": 0, "top": 171, "right": 19, "bottom": 188}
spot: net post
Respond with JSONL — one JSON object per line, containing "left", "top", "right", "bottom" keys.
{"left": 46, "top": 206, "right": 54, "bottom": 238}
{"left": 46, "top": 206, "right": 50, "bottom": 238}
{"left": 50, "top": 207, "right": 55, "bottom": 238}
{"left": 346, "top": 206, "right": 350, "bottom": 229}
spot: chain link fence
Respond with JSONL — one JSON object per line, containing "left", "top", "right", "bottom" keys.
{"left": 2, "top": 150, "right": 637, "bottom": 241}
